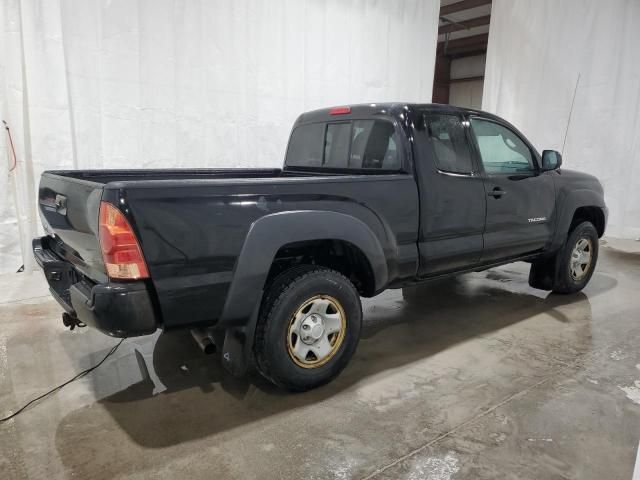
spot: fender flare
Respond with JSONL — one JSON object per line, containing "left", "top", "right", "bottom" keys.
{"left": 549, "top": 188, "right": 606, "bottom": 251}
{"left": 218, "top": 210, "right": 388, "bottom": 376}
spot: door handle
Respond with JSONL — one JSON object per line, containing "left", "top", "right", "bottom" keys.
{"left": 487, "top": 187, "right": 506, "bottom": 198}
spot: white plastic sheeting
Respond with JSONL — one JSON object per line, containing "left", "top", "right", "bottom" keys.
{"left": 0, "top": 0, "right": 440, "bottom": 274}
{"left": 483, "top": 0, "right": 640, "bottom": 239}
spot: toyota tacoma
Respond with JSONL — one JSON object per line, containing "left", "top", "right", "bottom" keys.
{"left": 34, "top": 103, "right": 607, "bottom": 390}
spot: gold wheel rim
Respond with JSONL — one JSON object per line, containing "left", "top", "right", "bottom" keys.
{"left": 286, "top": 295, "right": 346, "bottom": 369}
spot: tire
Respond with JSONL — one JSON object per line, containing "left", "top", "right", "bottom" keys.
{"left": 254, "top": 265, "right": 362, "bottom": 391}
{"left": 529, "top": 221, "right": 599, "bottom": 294}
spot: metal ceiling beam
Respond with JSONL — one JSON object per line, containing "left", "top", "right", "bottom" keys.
{"left": 447, "top": 49, "right": 488, "bottom": 59}
{"left": 438, "top": 32, "right": 489, "bottom": 49}
{"left": 439, "top": 15, "right": 491, "bottom": 35}
{"left": 440, "top": 0, "right": 492, "bottom": 16}
{"left": 437, "top": 33, "right": 489, "bottom": 56}
{"left": 449, "top": 75, "right": 485, "bottom": 84}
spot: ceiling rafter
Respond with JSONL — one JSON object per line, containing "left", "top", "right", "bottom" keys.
{"left": 440, "top": 0, "right": 492, "bottom": 16}
{"left": 437, "top": 33, "right": 489, "bottom": 57}
{"left": 438, "top": 15, "right": 491, "bottom": 35}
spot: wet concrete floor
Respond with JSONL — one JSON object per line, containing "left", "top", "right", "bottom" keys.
{"left": 1, "top": 247, "right": 639, "bottom": 479}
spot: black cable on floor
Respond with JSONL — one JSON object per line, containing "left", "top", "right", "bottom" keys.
{"left": 0, "top": 338, "right": 125, "bottom": 423}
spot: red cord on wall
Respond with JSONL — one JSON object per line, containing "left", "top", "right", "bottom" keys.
{"left": 3, "top": 120, "right": 17, "bottom": 172}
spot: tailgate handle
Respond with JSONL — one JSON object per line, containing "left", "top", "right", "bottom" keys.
{"left": 55, "top": 194, "right": 67, "bottom": 215}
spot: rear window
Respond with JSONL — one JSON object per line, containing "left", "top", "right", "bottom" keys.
{"left": 325, "top": 123, "right": 351, "bottom": 167}
{"left": 286, "top": 119, "right": 401, "bottom": 170}
{"left": 285, "top": 122, "right": 324, "bottom": 167}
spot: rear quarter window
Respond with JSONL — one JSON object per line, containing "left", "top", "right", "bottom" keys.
{"left": 425, "top": 114, "right": 474, "bottom": 174}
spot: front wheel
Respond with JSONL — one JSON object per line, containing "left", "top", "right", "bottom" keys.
{"left": 254, "top": 266, "right": 362, "bottom": 391}
{"left": 529, "top": 221, "right": 599, "bottom": 294}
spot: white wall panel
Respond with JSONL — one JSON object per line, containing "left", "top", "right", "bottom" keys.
{"left": 0, "top": 0, "right": 440, "bottom": 273}
{"left": 483, "top": 0, "right": 640, "bottom": 239}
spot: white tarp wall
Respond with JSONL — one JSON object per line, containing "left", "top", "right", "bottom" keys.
{"left": 483, "top": 0, "right": 640, "bottom": 240}
{"left": 0, "top": 0, "right": 440, "bottom": 274}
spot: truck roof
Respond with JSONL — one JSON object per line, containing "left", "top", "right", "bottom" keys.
{"left": 294, "top": 102, "right": 503, "bottom": 126}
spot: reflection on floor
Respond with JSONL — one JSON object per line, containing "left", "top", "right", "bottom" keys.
{"left": 1, "top": 247, "right": 639, "bottom": 479}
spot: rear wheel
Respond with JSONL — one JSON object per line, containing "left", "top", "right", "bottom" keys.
{"left": 254, "top": 266, "right": 362, "bottom": 391}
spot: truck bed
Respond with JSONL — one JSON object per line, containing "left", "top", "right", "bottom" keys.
{"left": 49, "top": 168, "right": 287, "bottom": 184}
{"left": 38, "top": 167, "right": 419, "bottom": 330}
{"left": 38, "top": 167, "right": 318, "bottom": 285}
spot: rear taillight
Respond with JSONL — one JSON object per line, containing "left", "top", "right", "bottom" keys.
{"left": 99, "top": 201, "right": 149, "bottom": 280}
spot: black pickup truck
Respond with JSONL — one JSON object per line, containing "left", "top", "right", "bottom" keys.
{"left": 34, "top": 103, "right": 607, "bottom": 390}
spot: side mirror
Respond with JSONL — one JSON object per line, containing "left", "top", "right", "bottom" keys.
{"left": 541, "top": 150, "right": 562, "bottom": 171}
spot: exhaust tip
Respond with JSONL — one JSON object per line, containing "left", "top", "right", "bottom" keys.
{"left": 203, "top": 343, "right": 216, "bottom": 355}
{"left": 191, "top": 328, "right": 217, "bottom": 355}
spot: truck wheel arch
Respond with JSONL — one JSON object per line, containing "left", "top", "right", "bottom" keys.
{"left": 218, "top": 210, "right": 388, "bottom": 376}
{"left": 551, "top": 189, "right": 606, "bottom": 251}
{"left": 570, "top": 206, "right": 605, "bottom": 237}
{"left": 267, "top": 238, "right": 377, "bottom": 297}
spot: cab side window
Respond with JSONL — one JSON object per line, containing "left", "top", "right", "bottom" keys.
{"left": 425, "top": 114, "right": 474, "bottom": 174}
{"left": 470, "top": 118, "right": 535, "bottom": 174}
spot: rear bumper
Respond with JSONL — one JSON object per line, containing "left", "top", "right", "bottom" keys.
{"left": 33, "top": 237, "right": 158, "bottom": 337}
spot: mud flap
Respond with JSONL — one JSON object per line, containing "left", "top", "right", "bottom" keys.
{"left": 221, "top": 297, "right": 262, "bottom": 377}
{"left": 528, "top": 256, "right": 558, "bottom": 291}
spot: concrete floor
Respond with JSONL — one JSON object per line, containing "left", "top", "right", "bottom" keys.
{"left": 1, "top": 246, "right": 640, "bottom": 479}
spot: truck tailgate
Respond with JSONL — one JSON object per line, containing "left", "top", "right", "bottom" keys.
{"left": 38, "top": 173, "right": 107, "bottom": 283}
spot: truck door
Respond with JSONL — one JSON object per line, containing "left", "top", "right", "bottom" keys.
{"left": 414, "top": 112, "right": 487, "bottom": 276}
{"left": 468, "top": 116, "right": 556, "bottom": 262}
